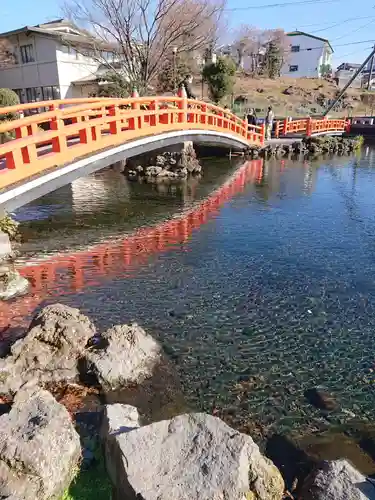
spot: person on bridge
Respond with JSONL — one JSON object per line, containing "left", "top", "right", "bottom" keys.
{"left": 245, "top": 108, "right": 257, "bottom": 128}
{"left": 182, "top": 75, "right": 196, "bottom": 100}
{"left": 265, "top": 106, "right": 274, "bottom": 139}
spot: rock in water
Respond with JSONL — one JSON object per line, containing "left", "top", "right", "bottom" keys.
{"left": 0, "top": 384, "right": 80, "bottom": 500}
{"left": 103, "top": 411, "right": 284, "bottom": 500}
{"left": 0, "top": 264, "right": 29, "bottom": 301}
{"left": 87, "top": 324, "right": 162, "bottom": 391}
{"left": 0, "top": 304, "right": 96, "bottom": 394}
{"left": 304, "top": 387, "right": 338, "bottom": 411}
{"left": 300, "top": 459, "right": 375, "bottom": 499}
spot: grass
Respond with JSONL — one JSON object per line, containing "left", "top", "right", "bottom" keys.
{"left": 61, "top": 454, "right": 111, "bottom": 500}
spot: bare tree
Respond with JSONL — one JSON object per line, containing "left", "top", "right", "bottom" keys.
{"left": 232, "top": 25, "right": 260, "bottom": 71}
{"left": 0, "top": 39, "right": 15, "bottom": 68}
{"left": 231, "top": 26, "right": 289, "bottom": 76}
{"left": 64, "top": 0, "right": 225, "bottom": 93}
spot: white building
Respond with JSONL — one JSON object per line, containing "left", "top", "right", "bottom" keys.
{"left": 335, "top": 62, "right": 363, "bottom": 89}
{"left": 0, "top": 19, "right": 116, "bottom": 102}
{"left": 281, "top": 31, "right": 333, "bottom": 78}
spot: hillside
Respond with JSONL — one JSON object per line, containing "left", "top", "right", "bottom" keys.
{"left": 193, "top": 75, "right": 372, "bottom": 118}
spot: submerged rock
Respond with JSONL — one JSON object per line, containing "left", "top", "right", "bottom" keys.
{"left": 304, "top": 386, "right": 338, "bottom": 411}
{"left": 0, "top": 304, "right": 96, "bottom": 394}
{"left": 300, "top": 459, "right": 375, "bottom": 500}
{"left": 103, "top": 411, "right": 284, "bottom": 500}
{"left": 0, "top": 384, "right": 80, "bottom": 500}
{"left": 86, "top": 324, "right": 162, "bottom": 391}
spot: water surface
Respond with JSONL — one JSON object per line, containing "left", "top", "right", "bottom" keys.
{"left": 3, "top": 148, "right": 375, "bottom": 446}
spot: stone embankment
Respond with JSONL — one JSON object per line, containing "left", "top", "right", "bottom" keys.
{"left": 0, "top": 304, "right": 373, "bottom": 499}
{"left": 249, "top": 135, "right": 363, "bottom": 159}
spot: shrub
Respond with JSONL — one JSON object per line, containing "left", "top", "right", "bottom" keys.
{"left": 202, "top": 57, "right": 236, "bottom": 104}
{"left": 0, "top": 213, "right": 19, "bottom": 240}
{"left": 98, "top": 73, "right": 133, "bottom": 98}
{"left": 0, "top": 88, "right": 20, "bottom": 122}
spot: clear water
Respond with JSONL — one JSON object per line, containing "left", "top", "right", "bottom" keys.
{"left": 3, "top": 147, "right": 375, "bottom": 447}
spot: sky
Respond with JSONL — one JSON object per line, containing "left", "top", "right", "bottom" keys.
{"left": 1, "top": 0, "right": 375, "bottom": 67}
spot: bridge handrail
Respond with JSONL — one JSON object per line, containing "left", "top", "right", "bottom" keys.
{"left": 0, "top": 97, "right": 107, "bottom": 116}
{"left": 0, "top": 97, "right": 262, "bottom": 135}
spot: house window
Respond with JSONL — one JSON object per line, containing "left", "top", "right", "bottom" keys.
{"left": 25, "top": 87, "right": 38, "bottom": 103}
{"left": 291, "top": 45, "right": 300, "bottom": 52}
{"left": 41, "top": 86, "right": 59, "bottom": 100}
{"left": 20, "top": 44, "right": 35, "bottom": 64}
{"left": 289, "top": 65, "right": 299, "bottom": 72}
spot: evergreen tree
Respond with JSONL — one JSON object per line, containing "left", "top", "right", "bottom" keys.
{"left": 264, "top": 41, "right": 282, "bottom": 79}
{"left": 202, "top": 57, "right": 236, "bottom": 104}
{"left": 157, "top": 55, "right": 193, "bottom": 93}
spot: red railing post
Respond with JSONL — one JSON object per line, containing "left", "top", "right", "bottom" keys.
{"left": 108, "top": 104, "right": 119, "bottom": 135}
{"left": 283, "top": 117, "right": 289, "bottom": 135}
{"left": 149, "top": 100, "right": 157, "bottom": 127}
{"left": 200, "top": 103, "right": 207, "bottom": 125}
{"left": 275, "top": 120, "right": 281, "bottom": 138}
{"left": 177, "top": 86, "right": 187, "bottom": 123}
{"left": 306, "top": 117, "right": 312, "bottom": 137}
{"left": 345, "top": 118, "right": 351, "bottom": 134}
{"left": 50, "top": 111, "right": 67, "bottom": 154}
{"left": 260, "top": 123, "right": 265, "bottom": 144}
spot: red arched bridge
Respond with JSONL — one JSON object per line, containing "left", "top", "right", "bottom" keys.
{"left": 0, "top": 95, "right": 348, "bottom": 211}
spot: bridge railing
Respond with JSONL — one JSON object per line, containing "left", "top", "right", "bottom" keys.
{"left": 0, "top": 96, "right": 265, "bottom": 190}
{"left": 276, "top": 117, "right": 348, "bottom": 137}
{"left": 0, "top": 97, "right": 106, "bottom": 118}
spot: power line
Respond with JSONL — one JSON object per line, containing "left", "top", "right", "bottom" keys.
{"left": 224, "top": 0, "right": 339, "bottom": 12}
{"left": 331, "top": 18, "right": 375, "bottom": 41}
{"left": 336, "top": 46, "right": 373, "bottom": 59}
{"left": 310, "top": 16, "right": 375, "bottom": 34}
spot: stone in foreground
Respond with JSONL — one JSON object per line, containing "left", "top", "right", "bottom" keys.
{"left": 300, "top": 459, "right": 375, "bottom": 500}
{"left": 87, "top": 324, "right": 162, "bottom": 391}
{"left": 104, "top": 411, "right": 284, "bottom": 500}
{"left": 0, "top": 384, "right": 81, "bottom": 500}
{"left": 0, "top": 303, "right": 96, "bottom": 394}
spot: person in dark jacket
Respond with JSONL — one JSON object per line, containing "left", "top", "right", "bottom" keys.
{"left": 245, "top": 108, "right": 257, "bottom": 127}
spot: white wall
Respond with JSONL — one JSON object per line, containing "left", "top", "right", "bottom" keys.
{"left": 0, "top": 33, "right": 60, "bottom": 97}
{"left": 281, "top": 35, "right": 331, "bottom": 78}
{"left": 56, "top": 46, "right": 100, "bottom": 98}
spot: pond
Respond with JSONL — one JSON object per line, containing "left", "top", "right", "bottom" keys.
{"left": 3, "top": 146, "right": 375, "bottom": 452}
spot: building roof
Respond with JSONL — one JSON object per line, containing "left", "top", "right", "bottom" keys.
{"left": 287, "top": 31, "right": 334, "bottom": 53}
{"left": 0, "top": 18, "right": 114, "bottom": 50}
{"left": 337, "top": 62, "right": 362, "bottom": 70}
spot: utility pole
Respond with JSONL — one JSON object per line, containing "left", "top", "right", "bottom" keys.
{"left": 323, "top": 45, "right": 375, "bottom": 116}
{"left": 367, "top": 45, "right": 375, "bottom": 90}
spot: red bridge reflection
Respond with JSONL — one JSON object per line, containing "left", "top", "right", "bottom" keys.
{"left": 0, "top": 159, "right": 263, "bottom": 330}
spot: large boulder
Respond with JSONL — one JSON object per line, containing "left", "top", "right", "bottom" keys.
{"left": 86, "top": 324, "right": 162, "bottom": 391}
{"left": 0, "top": 384, "right": 81, "bottom": 500}
{"left": 0, "top": 304, "right": 96, "bottom": 394}
{"left": 300, "top": 459, "right": 375, "bottom": 500}
{"left": 103, "top": 411, "right": 284, "bottom": 500}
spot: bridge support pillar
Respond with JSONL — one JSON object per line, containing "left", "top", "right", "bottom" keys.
{"left": 112, "top": 159, "right": 127, "bottom": 173}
